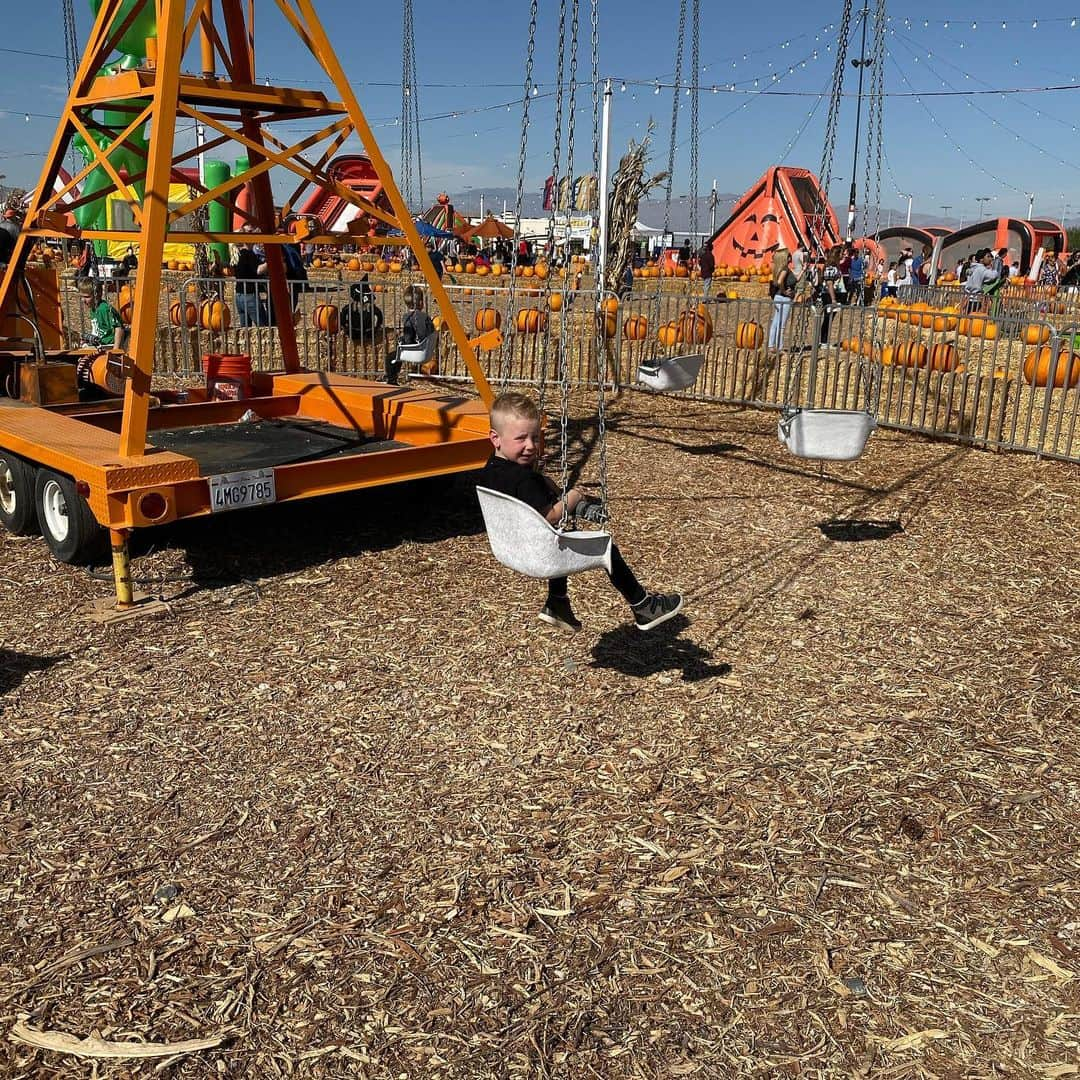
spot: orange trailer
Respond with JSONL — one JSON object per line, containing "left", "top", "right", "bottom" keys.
{"left": 0, "top": 0, "right": 497, "bottom": 611}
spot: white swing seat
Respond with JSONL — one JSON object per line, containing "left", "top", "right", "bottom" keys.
{"left": 778, "top": 408, "right": 877, "bottom": 461}
{"left": 396, "top": 332, "right": 438, "bottom": 366}
{"left": 476, "top": 487, "right": 613, "bottom": 579}
{"left": 636, "top": 352, "right": 704, "bottom": 392}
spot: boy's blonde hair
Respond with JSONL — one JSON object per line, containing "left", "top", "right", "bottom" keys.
{"left": 403, "top": 284, "right": 425, "bottom": 310}
{"left": 490, "top": 391, "right": 540, "bottom": 432}
{"left": 77, "top": 279, "right": 102, "bottom": 301}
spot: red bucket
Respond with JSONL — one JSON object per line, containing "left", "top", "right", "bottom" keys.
{"left": 202, "top": 353, "right": 252, "bottom": 399}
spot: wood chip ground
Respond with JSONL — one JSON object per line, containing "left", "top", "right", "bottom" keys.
{"left": 1, "top": 389, "right": 1077, "bottom": 1078}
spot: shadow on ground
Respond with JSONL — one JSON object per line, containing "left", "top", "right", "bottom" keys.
{"left": 0, "top": 649, "right": 68, "bottom": 694}
{"left": 122, "top": 472, "right": 487, "bottom": 597}
{"left": 817, "top": 518, "right": 905, "bottom": 542}
{"left": 589, "top": 615, "right": 732, "bottom": 682}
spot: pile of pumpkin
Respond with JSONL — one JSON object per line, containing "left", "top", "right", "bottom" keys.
{"left": 163, "top": 259, "right": 197, "bottom": 273}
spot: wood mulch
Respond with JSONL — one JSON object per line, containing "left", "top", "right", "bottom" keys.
{"left": 0, "top": 389, "right": 1077, "bottom": 1078}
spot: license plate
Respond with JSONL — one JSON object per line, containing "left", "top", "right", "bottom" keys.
{"left": 208, "top": 468, "right": 276, "bottom": 513}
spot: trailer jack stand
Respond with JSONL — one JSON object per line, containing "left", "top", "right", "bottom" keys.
{"left": 112, "top": 530, "right": 135, "bottom": 608}
{"left": 86, "top": 530, "right": 170, "bottom": 624}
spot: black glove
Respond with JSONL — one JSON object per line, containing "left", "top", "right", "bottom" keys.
{"left": 574, "top": 499, "right": 607, "bottom": 525}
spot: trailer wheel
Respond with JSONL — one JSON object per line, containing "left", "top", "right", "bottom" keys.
{"left": 35, "top": 470, "right": 107, "bottom": 565}
{"left": 0, "top": 453, "right": 40, "bottom": 536}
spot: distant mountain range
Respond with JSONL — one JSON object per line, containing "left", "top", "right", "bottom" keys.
{"left": 441, "top": 186, "right": 1038, "bottom": 235}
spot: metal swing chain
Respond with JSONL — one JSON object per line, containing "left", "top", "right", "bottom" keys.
{"left": 814, "top": 0, "right": 853, "bottom": 253}
{"left": 400, "top": 0, "right": 413, "bottom": 209}
{"left": 410, "top": 1, "right": 424, "bottom": 209}
{"left": 590, "top": 0, "right": 610, "bottom": 519}
{"left": 656, "top": 0, "right": 686, "bottom": 311}
{"left": 502, "top": 0, "right": 540, "bottom": 393}
{"left": 556, "top": 0, "right": 581, "bottom": 524}
{"left": 540, "top": 0, "right": 568, "bottom": 425}
{"left": 688, "top": 0, "right": 700, "bottom": 244}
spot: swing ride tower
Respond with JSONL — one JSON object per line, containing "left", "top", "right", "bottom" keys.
{"left": 0, "top": 0, "right": 498, "bottom": 609}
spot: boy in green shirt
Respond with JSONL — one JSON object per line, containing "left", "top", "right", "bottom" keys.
{"left": 78, "top": 281, "right": 126, "bottom": 349}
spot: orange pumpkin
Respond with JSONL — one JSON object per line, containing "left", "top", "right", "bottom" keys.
{"left": 169, "top": 299, "right": 198, "bottom": 328}
{"left": 678, "top": 307, "right": 713, "bottom": 344}
{"left": 657, "top": 321, "right": 683, "bottom": 347}
{"left": 312, "top": 304, "right": 339, "bottom": 333}
{"left": 465, "top": 261, "right": 476, "bottom": 274}
{"left": 199, "top": 299, "right": 231, "bottom": 332}
{"left": 522, "top": 265, "right": 535, "bottom": 278}
{"left": 1023, "top": 324, "right": 1051, "bottom": 346}
{"left": 601, "top": 296, "right": 619, "bottom": 315}
{"left": 735, "top": 320, "right": 764, "bottom": 350}
{"left": 347, "top": 257, "right": 361, "bottom": 271}
{"left": 534, "top": 263, "right": 549, "bottom": 280}
{"left": 623, "top": 314, "right": 649, "bottom": 340}
{"left": 475, "top": 307, "right": 502, "bottom": 332}
{"left": 515, "top": 307, "right": 546, "bottom": 333}
{"left": 548, "top": 293, "right": 564, "bottom": 312}
{"left": 597, "top": 311, "right": 617, "bottom": 339}
{"left": 117, "top": 284, "right": 134, "bottom": 325}
{"left": 375, "top": 259, "right": 389, "bottom": 273}
{"left": 929, "top": 343, "right": 959, "bottom": 372}
{"left": 389, "top": 260, "right": 403, "bottom": 273}
{"left": 1023, "top": 346, "right": 1080, "bottom": 388}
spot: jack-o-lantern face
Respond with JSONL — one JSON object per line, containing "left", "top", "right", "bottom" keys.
{"left": 730, "top": 210, "right": 781, "bottom": 260}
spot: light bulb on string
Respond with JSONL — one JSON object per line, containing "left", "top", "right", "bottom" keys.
{"left": 971, "top": 21, "right": 977, "bottom": 29}
{"left": 620, "top": 81, "right": 626, "bottom": 91}
{"left": 1032, "top": 19, "right": 1038, "bottom": 28}
{"left": 654, "top": 81, "right": 660, "bottom": 94}
{"left": 943, "top": 20, "right": 949, "bottom": 28}
{"left": 1001, "top": 21, "right": 1006, "bottom": 29}
{"left": 1072, "top": 18, "right": 1077, "bottom": 27}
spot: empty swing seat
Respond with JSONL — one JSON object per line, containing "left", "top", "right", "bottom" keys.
{"left": 778, "top": 408, "right": 877, "bottom": 461}
{"left": 476, "top": 486, "right": 613, "bottom": 579}
{"left": 396, "top": 332, "right": 438, "bottom": 366}
{"left": 637, "top": 353, "right": 704, "bottom": 392}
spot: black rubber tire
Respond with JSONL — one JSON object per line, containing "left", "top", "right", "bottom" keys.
{"left": 34, "top": 469, "right": 107, "bottom": 565}
{"left": 0, "top": 452, "right": 40, "bottom": 536}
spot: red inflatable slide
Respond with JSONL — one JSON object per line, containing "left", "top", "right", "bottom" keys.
{"left": 707, "top": 166, "right": 840, "bottom": 267}
{"left": 297, "top": 155, "right": 394, "bottom": 233}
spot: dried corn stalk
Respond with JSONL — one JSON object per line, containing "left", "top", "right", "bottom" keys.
{"left": 603, "top": 123, "right": 666, "bottom": 295}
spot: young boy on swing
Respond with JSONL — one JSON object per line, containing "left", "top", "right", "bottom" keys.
{"left": 477, "top": 391, "right": 683, "bottom": 632}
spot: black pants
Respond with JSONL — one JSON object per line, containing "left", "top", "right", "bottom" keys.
{"left": 547, "top": 543, "right": 645, "bottom": 607}
{"left": 384, "top": 352, "right": 402, "bottom": 384}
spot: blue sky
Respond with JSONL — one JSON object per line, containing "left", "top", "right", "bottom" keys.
{"left": 3, "top": 1, "right": 1080, "bottom": 224}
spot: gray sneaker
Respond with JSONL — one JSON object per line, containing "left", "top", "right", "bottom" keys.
{"left": 632, "top": 592, "right": 683, "bottom": 631}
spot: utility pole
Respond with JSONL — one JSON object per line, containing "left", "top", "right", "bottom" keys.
{"left": 940, "top": 204, "right": 952, "bottom": 224}
{"left": 1026, "top": 192, "right": 1034, "bottom": 220}
{"left": 847, "top": 3, "right": 872, "bottom": 241}
{"left": 975, "top": 195, "right": 991, "bottom": 221}
{"left": 597, "top": 78, "right": 613, "bottom": 289}
{"left": 902, "top": 193, "right": 913, "bottom": 227}
{"left": 709, "top": 178, "right": 718, "bottom": 234}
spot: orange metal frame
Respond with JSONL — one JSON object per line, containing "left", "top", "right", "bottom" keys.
{"left": 0, "top": 0, "right": 499, "bottom": 604}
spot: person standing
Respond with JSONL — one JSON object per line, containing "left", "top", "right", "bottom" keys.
{"left": 817, "top": 248, "right": 843, "bottom": 347}
{"left": 233, "top": 229, "right": 269, "bottom": 327}
{"left": 848, "top": 246, "right": 866, "bottom": 305}
{"left": 962, "top": 249, "right": 1000, "bottom": 312}
{"left": 697, "top": 241, "right": 715, "bottom": 296}
{"left": 767, "top": 248, "right": 798, "bottom": 351}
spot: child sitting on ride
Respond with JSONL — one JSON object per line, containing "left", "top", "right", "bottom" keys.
{"left": 78, "top": 280, "right": 127, "bottom": 350}
{"left": 477, "top": 391, "right": 683, "bottom": 633}
{"left": 385, "top": 284, "right": 436, "bottom": 384}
